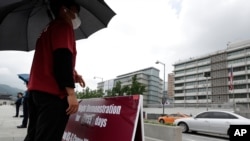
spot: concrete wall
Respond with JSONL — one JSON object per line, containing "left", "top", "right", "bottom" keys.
{"left": 144, "top": 123, "right": 182, "bottom": 141}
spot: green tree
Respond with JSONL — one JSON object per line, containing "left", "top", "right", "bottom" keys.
{"left": 77, "top": 74, "right": 146, "bottom": 99}
{"left": 77, "top": 87, "right": 104, "bottom": 99}
{"left": 128, "top": 75, "right": 146, "bottom": 95}
{"left": 121, "top": 85, "right": 130, "bottom": 96}
{"left": 105, "top": 89, "right": 113, "bottom": 97}
{"left": 111, "top": 81, "right": 122, "bottom": 96}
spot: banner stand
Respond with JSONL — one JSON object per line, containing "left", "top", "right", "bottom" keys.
{"left": 62, "top": 95, "right": 144, "bottom": 141}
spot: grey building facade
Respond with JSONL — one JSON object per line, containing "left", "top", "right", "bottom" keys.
{"left": 97, "top": 67, "right": 163, "bottom": 107}
{"left": 173, "top": 40, "right": 250, "bottom": 109}
{"left": 114, "top": 67, "right": 163, "bottom": 107}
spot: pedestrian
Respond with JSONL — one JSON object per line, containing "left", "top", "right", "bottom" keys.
{"left": 13, "top": 92, "right": 23, "bottom": 117}
{"left": 24, "top": 0, "right": 85, "bottom": 141}
{"left": 17, "top": 83, "right": 29, "bottom": 128}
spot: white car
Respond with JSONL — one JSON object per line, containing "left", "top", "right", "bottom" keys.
{"left": 173, "top": 110, "right": 250, "bottom": 135}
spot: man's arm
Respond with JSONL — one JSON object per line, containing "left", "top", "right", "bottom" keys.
{"left": 53, "top": 48, "right": 78, "bottom": 115}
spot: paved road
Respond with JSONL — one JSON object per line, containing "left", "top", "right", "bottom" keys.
{"left": 0, "top": 105, "right": 26, "bottom": 141}
{"left": 182, "top": 133, "right": 229, "bottom": 141}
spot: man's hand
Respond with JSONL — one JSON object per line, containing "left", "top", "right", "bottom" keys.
{"left": 66, "top": 87, "right": 79, "bottom": 115}
{"left": 74, "top": 70, "right": 85, "bottom": 88}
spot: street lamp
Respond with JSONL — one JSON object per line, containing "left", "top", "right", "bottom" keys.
{"left": 94, "top": 76, "right": 103, "bottom": 82}
{"left": 156, "top": 60, "right": 166, "bottom": 115}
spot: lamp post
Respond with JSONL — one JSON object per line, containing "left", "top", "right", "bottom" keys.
{"left": 94, "top": 76, "right": 103, "bottom": 82}
{"left": 156, "top": 60, "right": 166, "bottom": 115}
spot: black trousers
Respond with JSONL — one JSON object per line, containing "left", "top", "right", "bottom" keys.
{"left": 24, "top": 91, "right": 69, "bottom": 141}
{"left": 21, "top": 97, "right": 29, "bottom": 127}
{"left": 15, "top": 104, "right": 21, "bottom": 117}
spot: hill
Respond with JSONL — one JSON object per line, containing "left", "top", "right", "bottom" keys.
{"left": 0, "top": 84, "right": 25, "bottom": 96}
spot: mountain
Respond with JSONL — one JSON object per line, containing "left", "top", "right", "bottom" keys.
{"left": 0, "top": 84, "right": 25, "bottom": 96}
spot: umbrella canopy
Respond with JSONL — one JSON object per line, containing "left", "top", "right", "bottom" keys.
{"left": 0, "top": 0, "right": 116, "bottom": 51}
{"left": 18, "top": 73, "right": 30, "bottom": 84}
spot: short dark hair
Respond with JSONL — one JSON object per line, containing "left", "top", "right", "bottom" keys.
{"left": 17, "top": 92, "right": 23, "bottom": 96}
{"left": 50, "top": 0, "right": 80, "bottom": 18}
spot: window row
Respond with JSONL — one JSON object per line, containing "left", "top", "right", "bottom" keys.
{"left": 175, "top": 58, "right": 210, "bottom": 69}
{"left": 175, "top": 93, "right": 250, "bottom": 100}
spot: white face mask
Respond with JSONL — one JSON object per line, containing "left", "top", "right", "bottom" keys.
{"left": 71, "top": 13, "right": 81, "bottom": 30}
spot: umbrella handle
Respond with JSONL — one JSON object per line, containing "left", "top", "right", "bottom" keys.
{"left": 45, "top": 0, "right": 55, "bottom": 20}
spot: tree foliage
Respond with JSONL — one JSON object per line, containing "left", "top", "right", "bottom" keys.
{"left": 129, "top": 75, "right": 146, "bottom": 95}
{"left": 77, "top": 87, "right": 104, "bottom": 99}
{"left": 76, "top": 75, "right": 146, "bottom": 99}
{"left": 108, "top": 74, "right": 146, "bottom": 97}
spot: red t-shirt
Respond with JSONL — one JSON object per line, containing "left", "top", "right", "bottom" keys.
{"left": 28, "top": 19, "right": 76, "bottom": 99}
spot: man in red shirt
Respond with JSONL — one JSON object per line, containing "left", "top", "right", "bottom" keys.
{"left": 24, "top": 0, "right": 85, "bottom": 141}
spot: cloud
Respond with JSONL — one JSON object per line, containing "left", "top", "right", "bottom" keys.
{"left": 0, "top": 67, "right": 10, "bottom": 74}
{"left": 177, "top": 0, "right": 250, "bottom": 55}
{"left": 1, "top": 0, "right": 250, "bottom": 90}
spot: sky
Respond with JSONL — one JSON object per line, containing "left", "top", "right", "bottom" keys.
{"left": 1, "top": 0, "right": 250, "bottom": 91}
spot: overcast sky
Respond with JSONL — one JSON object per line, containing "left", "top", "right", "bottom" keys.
{"left": 1, "top": 0, "right": 250, "bottom": 91}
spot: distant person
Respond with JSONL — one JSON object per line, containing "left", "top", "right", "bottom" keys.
{"left": 24, "top": 1, "right": 85, "bottom": 141}
{"left": 13, "top": 92, "right": 23, "bottom": 117}
{"left": 17, "top": 83, "right": 29, "bottom": 128}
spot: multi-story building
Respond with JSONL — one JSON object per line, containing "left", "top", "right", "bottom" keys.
{"left": 173, "top": 39, "right": 250, "bottom": 108}
{"left": 97, "top": 67, "right": 163, "bottom": 107}
{"left": 167, "top": 73, "right": 175, "bottom": 99}
{"left": 96, "top": 79, "right": 114, "bottom": 94}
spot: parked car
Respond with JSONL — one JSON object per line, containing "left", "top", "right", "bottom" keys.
{"left": 158, "top": 113, "right": 190, "bottom": 124}
{"left": 173, "top": 110, "right": 250, "bottom": 135}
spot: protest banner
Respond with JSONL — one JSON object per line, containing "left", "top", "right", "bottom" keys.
{"left": 62, "top": 95, "right": 144, "bottom": 141}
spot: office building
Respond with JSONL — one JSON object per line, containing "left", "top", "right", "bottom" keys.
{"left": 97, "top": 67, "right": 163, "bottom": 107}
{"left": 173, "top": 39, "right": 250, "bottom": 108}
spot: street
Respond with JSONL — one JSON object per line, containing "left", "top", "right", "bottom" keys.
{"left": 182, "top": 132, "right": 229, "bottom": 141}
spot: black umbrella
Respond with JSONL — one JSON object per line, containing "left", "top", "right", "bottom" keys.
{"left": 0, "top": 0, "right": 116, "bottom": 51}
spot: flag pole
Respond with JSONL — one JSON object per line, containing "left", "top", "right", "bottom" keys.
{"left": 233, "top": 87, "right": 235, "bottom": 111}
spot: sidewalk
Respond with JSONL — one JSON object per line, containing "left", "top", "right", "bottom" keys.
{"left": 0, "top": 105, "right": 26, "bottom": 141}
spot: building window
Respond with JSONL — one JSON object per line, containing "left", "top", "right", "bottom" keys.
{"left": 185, "top": 61, "right": 196, "bottom": 67}
{"left": 175, "top": 90, "right": 183, "bottom": 93}
{"left": 228, "top": 58, "right": 245, "bottom": 65}
{"left": 186, "top": 68, "right": 196, "bottom": 73}
{"left": 175, "top": 97, "right": 184, "bottom": 100}
{"left": 186, "top": 82, "right": 197, "bottom": 86}
{"left": 175, "top": 83, "right": 184, "bottom": 87}
{"left": 198, "top": 96, "right": 206, "bottom": 99}
{"left": 198, "top": 58, "right": 210, "bottom": 63}
{"left": 234, "top": 84, "right": 247, "bottom": 89}
{"left": 186, "top": 96, "right": 196, "bottom": 100}
{"left": 233, "top": 75, "right": 246, "bottom": 81}
{"left": 185, "top": 89, "right": 198, "bottom": 93}
{"left": 185, "top": 74, "right": 196, "bottom": 80}
{"left": 198, "top": 88, "right": 206, "bottom": 92}
{"left": 198, "top": 80, "right": 206, "bottom": 85}
{"left": 229, "top": 93, "right": 248, "bottom": 98}
{"left": 175, "top": 64, "right": 185, "bottom": 69}
{"left": 175, "top": 70, "right": 185, "bottom": 75}
{"left": 247, "top": 57, "right": 250, "bottom": 62}
{"left": 198, "top": 65, "right": 209, "bottom": 71}
{"left": 227, "top": 49, "right": 245, "bottom": 57}
{"left": 231, "top": 66, "right": 245, "bottom": 72}
{"left": 175, "top": 77, "right": 184, "bottom": 81}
